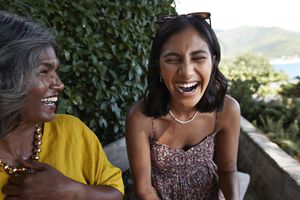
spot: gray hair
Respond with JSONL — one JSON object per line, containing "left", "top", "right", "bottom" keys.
{"left": 0, "top": 11, "right": 58, "bottom": 136}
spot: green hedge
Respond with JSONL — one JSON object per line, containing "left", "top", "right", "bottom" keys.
{"left": 1, "top": 0, "right": 176, "bottom": 144}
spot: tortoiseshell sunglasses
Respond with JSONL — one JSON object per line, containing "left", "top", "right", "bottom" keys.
{"left": 156, "top": 12, "right": 211, "bottom": 29}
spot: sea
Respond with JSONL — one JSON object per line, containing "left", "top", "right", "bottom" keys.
{"left": 272, "top": 61, "right": 300, "bottom": 79}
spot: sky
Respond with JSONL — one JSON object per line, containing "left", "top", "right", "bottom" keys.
{"left": 175, "top": 0, "right": 300, "bottom": 33}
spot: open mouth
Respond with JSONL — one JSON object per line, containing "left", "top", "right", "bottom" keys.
{"left": 41, "top": 96, "right": 58, "bottom": 106}
{"left": 176, "top": 82, "right": 199, "bottom": 93}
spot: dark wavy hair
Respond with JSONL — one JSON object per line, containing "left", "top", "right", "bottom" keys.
{"left": 0, "top": 11, "right": 58, "bottom": 136}
{"left": 144, "top": 14, "right": 228, "bottom": 117}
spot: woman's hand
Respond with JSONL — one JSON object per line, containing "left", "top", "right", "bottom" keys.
{"left": 3, "top": 159, "right": 78, "bottom": 200}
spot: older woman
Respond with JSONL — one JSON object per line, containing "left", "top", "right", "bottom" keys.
{"left": 126, "top": 12, "right": 240, "bottom": 200}
{"left": 0, "top": 11, "right": 123, "bottom": 199}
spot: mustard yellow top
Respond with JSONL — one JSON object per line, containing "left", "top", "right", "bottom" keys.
{"left": 0, "top": 114, "right": 124, "bottom": 199}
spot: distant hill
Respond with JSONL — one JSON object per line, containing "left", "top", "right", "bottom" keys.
{"left": 216, "top": 26, "right": 300, "bottom": 60}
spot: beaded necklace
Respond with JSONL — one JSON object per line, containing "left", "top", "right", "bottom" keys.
{"left": 0, "top": 124, "right": 43, "bottom": 175}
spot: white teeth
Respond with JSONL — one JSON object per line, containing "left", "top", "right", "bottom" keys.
{"left": 177, "top": 82, "right": 198, "bottom": 88}
{"left": 176, "top": 82, "right": 199, "bottom": 93}
{"left": 41, "top": 97, "right": 58, "bottom": 104}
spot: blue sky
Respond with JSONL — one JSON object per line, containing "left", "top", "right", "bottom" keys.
{"left": 175, "top": 0, "right": 300, "bottom": 33}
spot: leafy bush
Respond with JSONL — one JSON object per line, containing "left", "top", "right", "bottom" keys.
{"left": 280, "top": 77, "right": 300, "bottom": 97}
{"left": 259, "top": 115, "right": 300, "bottom": 156}
{"left": 221, "top": 53, "right": 300, "bottom": 159}
{"left": 1, "top": 0, "right": 176, "bottom": 144}
{"left": 220, "top": 53, "right": 287, "bottom": 116}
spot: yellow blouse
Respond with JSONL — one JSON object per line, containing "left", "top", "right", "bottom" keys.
{"left": 0, "top": 114, "right": 124, "bottom": 198}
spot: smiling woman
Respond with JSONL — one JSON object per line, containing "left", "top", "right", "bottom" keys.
{"left": 0, "top": 11, "right": 124, "bottom": 200}
{"left": 22, "top": 47, "right": 64, "bottom": 124}
{"left": 159, "top": 26, "right": 213, "bottom": 109}
{"left": 125, "top": 12, "right": 241, "bottom": 200}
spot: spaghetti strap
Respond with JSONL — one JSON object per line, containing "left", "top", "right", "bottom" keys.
{"left": 151, "top": 117, "right": 155, "bottom": 134}
{"left": 213, "top": 111, "right": 218, "bottom": 133}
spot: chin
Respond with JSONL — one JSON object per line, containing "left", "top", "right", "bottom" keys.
{"left": 40, "top": 113, "right": 56, "bottom": 123}
{"left": 180, "top": 99, "right": 200, "bottom": 109}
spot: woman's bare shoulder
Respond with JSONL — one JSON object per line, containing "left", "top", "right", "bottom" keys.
{"left": 126, "top": 100, "right": 151, "bottom": 129}
{"left": 222, "top": 95, "right": 240, "bottom": 113}
{"left": 127, "top": 100, "right": 146, "bottom": 119}
{"left": 218, "top": 95, "right": 240, "bottom": 125}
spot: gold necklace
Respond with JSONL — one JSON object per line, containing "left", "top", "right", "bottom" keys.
{"left": 169, "top": 110, "right": 198, "bottom": 124}
{"left": 0, "top": 124, "right": 43, "bottom": 175}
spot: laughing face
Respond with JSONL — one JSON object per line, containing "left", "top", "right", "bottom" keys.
{"left": 159, "top": 26, "right": 213, "bottom": 110}
{"left": 21, "top": 46, "right": 64, "bottom": 124}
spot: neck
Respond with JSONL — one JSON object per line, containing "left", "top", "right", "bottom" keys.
{"left": 169, "top": 103, "right": 197, "bottom": 119}
{"left": 168, "top": 107, "right": 198, "bottom": 125}
{"left": 0, "top": 124, "right": 35, "bottom": 162}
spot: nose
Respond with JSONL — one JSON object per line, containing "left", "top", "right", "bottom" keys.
{"left": 179, "top": 59, "right": 194, "bottom": 78}
{"left": 50, "top": 75, "right": 64, "bottom": 91}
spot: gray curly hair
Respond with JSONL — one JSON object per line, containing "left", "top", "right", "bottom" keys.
{"left": 0, "top": 11, "right": 58, "bottom": 136}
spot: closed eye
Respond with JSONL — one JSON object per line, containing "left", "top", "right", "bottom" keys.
{"left": 191, "top": 50, "right": 209, "bottom": 61}
{"left": 37, "top": 62, "right": 58, "bottom": 76}
{"left": 37, "top": 66, "right": 50, "bottom": 76}
{"left": 193, "top": 56, "right": 206, "bottom": 60}
{"left": 165, "top": 58, "right": 180, "bottom": 64}
{"left": 192, "top": 56, "right": 207, "bottom": 62}
{"left": 40, "top": 69, "right": 49, "bottom": 75}
{"left": 161, "top": 52, "right": 181, "bottom": 64}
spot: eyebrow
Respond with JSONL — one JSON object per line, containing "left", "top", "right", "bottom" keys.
{"left": 191, "top": 50, "right": 209, "bottom": 56}
{"left": 161, "top": 52, "right": 179, "bottom": 58}
{"left": 40, "top": 60, "right": 60, "bottom": 69}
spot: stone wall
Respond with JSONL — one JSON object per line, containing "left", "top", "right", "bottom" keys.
{"left": 238, "top": 117, "right": 300, "bottom": 200}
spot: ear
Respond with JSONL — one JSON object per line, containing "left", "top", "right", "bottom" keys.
{"left": 212, "top": 55, "right": 216, "bottom": 62}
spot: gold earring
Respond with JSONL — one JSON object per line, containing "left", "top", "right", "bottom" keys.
{"left": 160, "top": 77, "right": 163, "bottom": 83}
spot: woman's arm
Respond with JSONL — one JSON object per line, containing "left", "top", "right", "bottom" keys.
{"left": 2, "top": 159, "right": 123, "bottom": 200}
{"left": 2, "top": 114, "right": 124, "bottom": 200}
{"left": 68, "top": 179, "right": 123, "bottom": 200}
{"left": 216, "top": 95, "right": 241, "bottom": 200}
{"left": 125, "top": 101, "right": 160, "bottom": 200}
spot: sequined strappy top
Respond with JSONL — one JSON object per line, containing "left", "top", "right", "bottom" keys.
{"left": 149, "top": 115, "right": 225, "bottom": 200}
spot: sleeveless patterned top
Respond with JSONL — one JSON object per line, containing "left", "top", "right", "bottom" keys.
{"left": 150, "top": 130, "right": 225, "bottom": 200}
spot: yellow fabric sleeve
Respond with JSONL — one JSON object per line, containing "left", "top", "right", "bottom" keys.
{"left": 0, "top": 114, "right": 124, "bottom": 198}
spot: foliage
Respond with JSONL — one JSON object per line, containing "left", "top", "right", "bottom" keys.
{"left": 279, "top": 77, "right": 300, "bottom": 97}
{"left": 221, "top": 53, "right": 300, "bottom": 159}
{"left": 255, "top": 100, "right": 300, "bottom": 157}
{"left": 220, "top": 53, "right": 287, "bottom": 115}
{"left": 1, "top": 0, "right": 176, "bottom": 144}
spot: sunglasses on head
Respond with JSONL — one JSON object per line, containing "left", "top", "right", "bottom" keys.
{"left": 156, "top": 12, "right": 211, "bottom": 29}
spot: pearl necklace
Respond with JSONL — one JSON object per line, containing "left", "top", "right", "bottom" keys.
{"left": 168, "top": 110, "right": 198, "bottom": 124}
{"left": 0, "top": 124, "right": 43, "bottom": 175}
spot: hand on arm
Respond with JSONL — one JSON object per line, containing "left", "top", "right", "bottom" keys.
{"left": 216, "top": 96, "right": 241, "bottom": 200}
{"left": 2, "top": 159, "right": 122, "bottom": 200}
{"left": 125, "top": 103, "right": 160, "bottom": 200}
